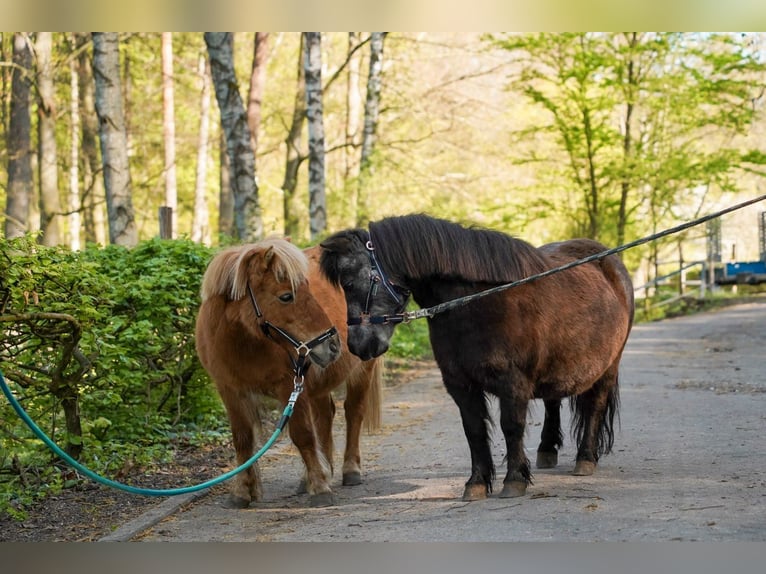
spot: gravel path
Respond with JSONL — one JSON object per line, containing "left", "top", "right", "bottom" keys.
{"left": 132, "top": 301, "right": 766, "bottom": 542}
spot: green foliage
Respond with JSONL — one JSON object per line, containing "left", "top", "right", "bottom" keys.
{"left": 0, "top": 236, "right": 226, "bottom": 519}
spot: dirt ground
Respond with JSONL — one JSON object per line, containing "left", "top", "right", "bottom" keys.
{"left": 3, "top": 301, "right": 765, "bottom": 542}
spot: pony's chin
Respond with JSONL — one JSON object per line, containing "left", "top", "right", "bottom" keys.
{"left": 349, "top": 339, "right": 389, "bottom": 361}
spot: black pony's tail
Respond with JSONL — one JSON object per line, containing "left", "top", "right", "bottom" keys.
{"left": 569, "top": 375, "right": 620, "bottom": 458}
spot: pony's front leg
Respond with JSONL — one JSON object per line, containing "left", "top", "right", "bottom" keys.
{"left": 221, "top": 390, "right": 263, "bottom": 508}
{"left": 536, "top": 398, "right": 563, "bottom": 469}
{"left": 289, "top": 395, "right": 335, "bottom": 507}
{"left": 498, "top": 394, "right": 532, "bottom": 497}
{"left": 445, "top": 382, "right": 494, "bottom": 501}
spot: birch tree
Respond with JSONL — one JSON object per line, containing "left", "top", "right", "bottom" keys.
{"left": 92, "top": 32, "right": 137, "bottom": 247}
{"left": 161, "top": 32, "right": 177, "bottom": 238}
{"left": 303, "top": 32, "right": 326, "bottom": 240}
{"left": 192, "top": 53, "right": 211, "bottom": 245}
{"left": 4, "top": 33, "right": 33, "bottom": 240}
{"left": 204, "top": 32, "right": 263, "bottom": 241}
{"left": 357, "top": 32, "right": 386, "bottom": 227}
{"left": 36, "top": 32, "right": 62, "bottom": 246}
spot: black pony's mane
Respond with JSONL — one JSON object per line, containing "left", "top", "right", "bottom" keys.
{"left": 369, "top": 214, "right": 549, "bottom": 285}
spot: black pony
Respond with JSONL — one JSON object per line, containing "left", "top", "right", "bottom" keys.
{"left": 320, "top": 214, "right": 635, "bottom": 500}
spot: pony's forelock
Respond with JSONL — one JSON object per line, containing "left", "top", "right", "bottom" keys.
{"left": 200, "top": 238, "right": 308, "bottom": 302}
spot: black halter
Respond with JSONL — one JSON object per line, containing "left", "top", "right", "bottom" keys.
{"left": 246, "top": 283, "right": 338, "bottom": 377}
{"left": 347, "top": 240, "right": 411, "bottom": 326}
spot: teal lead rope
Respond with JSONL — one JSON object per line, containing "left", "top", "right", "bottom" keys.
{"left": 0, "top": 369, "right": 302, "bottom": 496}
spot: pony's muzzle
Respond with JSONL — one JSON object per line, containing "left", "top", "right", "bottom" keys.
{"left": 310, "top": 330, "right": 342, "bottom": 368}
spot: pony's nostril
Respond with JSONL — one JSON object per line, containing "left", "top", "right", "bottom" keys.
{"left": 329, "top": 341, "right": 339, "bottom": 354}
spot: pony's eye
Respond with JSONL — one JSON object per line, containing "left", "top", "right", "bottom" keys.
{"left": 342, "top": 281, "right": 354, "bottom": 291}
{"left": 278, "top": 292, "right": 294, "bottom": 303}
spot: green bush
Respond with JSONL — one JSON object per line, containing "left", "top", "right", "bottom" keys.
{"left": 0, "top": 236, "right": 226, "bottom": 518}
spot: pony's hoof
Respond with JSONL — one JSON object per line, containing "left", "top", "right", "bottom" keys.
{"left": 309, "top": 492, "right": 336, "bottom": 507}
{"left": 572, "top": 460, "right": 596, "bottom": 476}
{"left": 536, "top": 451, "right": 558, "bottom": 469}
{"left": 296, "top": 479, "right": 308, "bottom": 495}
{"left": 342, "top": 471, "right": 362, "bottom": 486}
{"left": 499, "top": 481, "right": 527, "bottom": 498}
{"left": 224, "top": 495, "right": 251, "bottom": 509}
{"left": 462, "top": 483, "right": 488, "bottom": 501}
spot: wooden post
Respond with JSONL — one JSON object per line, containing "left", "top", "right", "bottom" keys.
{"left": 159, "top": 206, "right": 173, "bottom": 239}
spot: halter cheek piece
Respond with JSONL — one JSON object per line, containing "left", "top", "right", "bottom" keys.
{"left": 246, "top": 283, "right": 338, "bottom": 378}
{"left": 347, "top": 241, "right": 411, "bottom": 326}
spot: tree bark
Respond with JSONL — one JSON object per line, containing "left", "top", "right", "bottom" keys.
{"left": 218, "top": 130, "right": 234, "bottom": 238}
{"left": 357, "top": 32, "right": 386, "bottom": 227}
{"left": 69, "top": 38, "right": 81, "bottom": 250}
{"left": 192, "top": 53, "right": 211, "bottom": 245}
{"left": 281, "top": 34, "right": 306, "bottom": 239}
{"left": 345, "top": 32, "right": 362, "bottom": 180}
{"left": 76, "top": 33, "right": 107, "bottom": 246}
{"left": 247, "top": 32, "right": 269, "bottom": 157}
{"left": 161, "top": 32, "right": 178, "bottom": 238}
{"left": 303, "top": 32, "right": 326, "bottom": 241}
{"left": 36, "top": 32, "right": 62, "bottom": 246}
{"left": 204, "top": 32, "right": 262, "bottom": 242}
{"left": 4, "top": 33, "right": 33, "bottom": 239}
{"left": 92, "top": 32, "right": 137, "bottom": 247}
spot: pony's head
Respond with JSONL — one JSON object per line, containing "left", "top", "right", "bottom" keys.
{"left": 320, "top": 229, "right": 407, "bottom": 360}
{"left": 201, "top": 237, "right": 341, "bottom": 368}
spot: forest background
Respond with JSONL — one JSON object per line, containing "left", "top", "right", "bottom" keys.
{"left": 1, "top": 32, "right": 766, "bottom": 519}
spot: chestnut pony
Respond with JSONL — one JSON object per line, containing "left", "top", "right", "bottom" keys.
{"left": 196, "top": 238, "right": 382, "bottom": 508}
{"left": 321, "top": 214, "right": 634, "bottom": 501}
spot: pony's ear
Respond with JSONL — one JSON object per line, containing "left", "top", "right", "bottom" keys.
{"left": 320, "top": 234, "right": 353, "bottom": 253}
{"left": 260, "top": 246, "right": 276, "bottom": 271}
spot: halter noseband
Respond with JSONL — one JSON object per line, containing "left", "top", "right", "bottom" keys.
{"left": 347, "top": 240, "right": 411, "bottom": 326}
{"left": 246, "top": 283, "right": 338, "bottom": 377}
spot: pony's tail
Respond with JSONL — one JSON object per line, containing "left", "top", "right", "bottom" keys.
{"left": 364, "top": 357, "right": 384, "bottom": 433}
{"left": 569, "top": 373, "right": 620, "bottom": 458}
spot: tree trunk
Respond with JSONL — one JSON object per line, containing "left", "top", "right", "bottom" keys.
{"left": 344, "top": 32, "right": 363, "bottom": 223}
{"left": 36, "top": 32, "right": 62, "bottom": 246}
{"left": 69, "top": 39, "right": 81, "bottom": 251}
{"left": 357, "top": 32, "right": 386, "bottom": 227}
{"left": 92, "top": 32, "right": 137, "bottom": 247}
{"left": 281, "top": 34, "right": 306, "bottom": 239}
{"left": 303, "top": 32, "right": 326, "bottom": 241}
{"left": 192, "top": 53, "right": 211, "bottom": 245}
{"left": 161, "top": 32, "right": 178, "bottom": 238}
{"left": 4, "top": 33, "right": 33, "bottom": 239}
{"left": 204, "top": 32, "right": 262, "bottom": 242}
{"left": 218, "top": 130, "right": 234, "bottom": 238}
{"left": 247, "top": 32, "right": 269, "bottom": 156}
{"left": 76, "top": 33, "right": 107, "bottom": 246}
{"left": 617, "top": 32, "right": 638, "bottom": 249}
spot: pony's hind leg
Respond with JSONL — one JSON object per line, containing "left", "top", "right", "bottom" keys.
{"left": 570, "top": 365, "right": 620, "bottom": 476}
{"left": 497, "top": 393, "right": 532, "bottom": 498}
{"left": 444, "top": 381, "right": 494, "bottom": 501}
{"left": 536, "top": 399, "right": 563, "bottom": 469}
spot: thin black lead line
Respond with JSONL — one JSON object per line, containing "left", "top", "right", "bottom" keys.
{"left": 405, "top": 193, "right": 766, "bottom": 321}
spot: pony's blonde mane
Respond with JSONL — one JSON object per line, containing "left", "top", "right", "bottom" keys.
{"left": 200, "top": 237, "right": 308, "bottom": 302}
